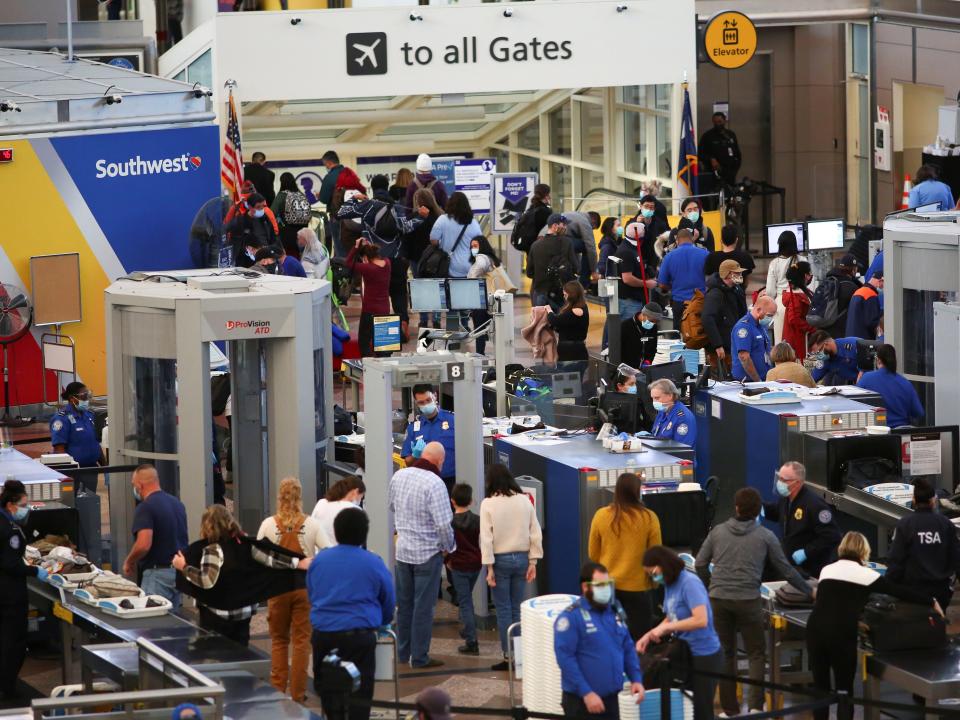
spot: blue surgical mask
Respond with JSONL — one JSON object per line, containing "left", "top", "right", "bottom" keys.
{"left": 419, "top": 402, "right": 437, "bottom": 417}
{"left": 641, "top": 320, "right": 655, "bottom": 330}
{"left": 641, "top": 208, "right": 655, "bottom": 219}
{"left": 133, "top": 488, "right": 142, "bottom": 502}
{"left": 759, "top": 315, "right": 774, "bottom": 329}
{"left": 652, "top": 400, "right": 666, "bottom": 412}
{"left": 651, "top": 572, "right": 664, "bottom": 585}
{"left": 77, "top": 399, "right": 90, "bottom": 411}
{"left": 775, "top": 479, "right": 790, "bottom": 497}
{"left": 810, "top": 351, "right": 827, "bottom": 363}
{"left": 13, "top": 505, "right": 29, "bottom": 523}
{"left": 686, "top": 210, "right": 700, "bottom": 224}
{"left": 253, "top": 209, "right": 265, "bottom": 218}
{"left": 471, "top": 247, "right": 480, "bottom": 257}
{"left": 616, "top": 226, "right": 624, "bottom": 237}
{"left": 590, "top": 583, "right": 613, "bottom": 605}
{"left": 625, "top": 385, "right": 637, "bottom": 395}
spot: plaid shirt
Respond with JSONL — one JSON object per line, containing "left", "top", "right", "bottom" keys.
{"left": 183, "top": 542, "right": 300, "bottom": 620}
{"left": 389, "top": 464, "right": 455, "bottom": 565}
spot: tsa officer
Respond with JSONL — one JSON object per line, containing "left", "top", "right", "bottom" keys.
{"left": 807, "top": 331, "right": 861, "bottom": 385}
{"left": 885, "top": 477, "right": 960, "bottom": 611}
{"left": 762, "top": 461, "right": 842, "bottom": 578}
{"left": 731, "top": 296, "right": 776, "bottom": 382}
{"left": 0, "top": 480, "right": 48, "bottom": 704}
{"left": 554, "top": 561, "right": 644, "bottom": 719}
{"left": 648, "top": 378, "right": 697, "bottom": 446}
{"left": 401, "top": 384, "right": 456, "bottom": 491}
{"left": 50, "top": 381, "right": 104, "bottom": 492}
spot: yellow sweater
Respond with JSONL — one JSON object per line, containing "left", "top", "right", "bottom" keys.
{"left": 588, "top": 505, "right": 662, "bottom": 592}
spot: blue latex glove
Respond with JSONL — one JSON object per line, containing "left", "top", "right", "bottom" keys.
{"left": 617, "top": 432, "right": 631, "bottom": 441}
{"left": 411, "top": 438, "right": 426, "bottom": 459}
{"left": 36, "top": 567, "right": 49, "bottom": 582}
{"left": 792, "top": 549, "right": 807, "bottom": 566}
{"left": 637, "top": 431, "right": 652, "bottom": 437}
{"left": 760, "top": 506, "right": 765, "bottom": 518}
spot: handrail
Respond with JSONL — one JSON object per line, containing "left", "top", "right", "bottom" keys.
{"left": 135, "top": 637, "right": 223, "bottom": 690}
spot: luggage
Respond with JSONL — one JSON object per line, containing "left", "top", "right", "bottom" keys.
{"left": 680, "top": 289, "right": 708, "bottom": 349}
{"left": 859, "top": 594, "right": 946, "bottom": 651}
{"left": 843, "top": 456, "right": 899, "bottom": 490}
{"left": 806, "top": 274, "right": 843, "bottom": 328}
{"left": 775, "top": 580, "right": 817, "bottom": 608}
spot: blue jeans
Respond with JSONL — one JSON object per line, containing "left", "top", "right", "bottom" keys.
{"left": 532, "top": 291, "right": 559, "bottom": 311}
{"left": 450, "top": 569, "right": 480, "bottom": 644}
{"left": 619, "top": 297, "right": 645, "bottom": 322}
{"left": 141, "top": 567, "right": 180, "bottom": 609}
{"left": 395, "top": 553, "right": 443, "bottom": 666}
{"left": 491, "top": 552, "right": 529, "bottom": 655}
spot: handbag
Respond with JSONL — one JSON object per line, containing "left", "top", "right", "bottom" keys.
{"left": 639, "top": 636, "right": 693, "bottom": 687}
{"left": 485, "top": 263, "right": 517, "bottom": 293}
{"left": 418, "top": 224, "right": 468, "bottom": 279}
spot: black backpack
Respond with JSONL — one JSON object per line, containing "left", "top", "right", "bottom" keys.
{"left": 510, "top": 208, "right": 540, "bottom": 253}
{"left": 418, "top": 224, "right": 468, "bottom": 279}
{"left": 807, "top": 274, "right": 843, "bottom": 328}
{"left": 369, "top": 204, "right": 400, "bottom": 258}
{"left": 330, "top": 258, "right": 356, "bottom": 304}
{"left": 544, "top": 252, "right": 575, "bottom": 304}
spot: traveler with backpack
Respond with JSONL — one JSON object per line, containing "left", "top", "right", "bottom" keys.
{"left": 701, "top": 259, "right": 748, "bottom": 372}
{"left": 244, "top": 151, "right": 276, "bottom": 206}
{"left": 429, "top": 192, "right": 482, "bottom": 328}
{"left": 845, "top": 271, "right": 883, "bottom": 340}
{"left": 466, "top": 237, "right": 502, "bottom": 355}
{"left": 781, "top": 263, "right": 815, "bottom": 360}
{"left": 510, "top": 184, "right": 552, "bottom": 254}
{"left": 256, "top": 478, "right": 325, "bottom": 703}
{"left": 318, "top": 151, "right": 345, "bottom": 256}
{"left": 272, "top": 172, "right": 312, "bottom": 260}
{"left": 226, "top": 192, "right": 278, "bottom": 262}
{"left": 807, "top": 331, "right": 862, "bottom": 385}
{"left": 390, "top": 167, "right": 413, "bottom": 204}
{"left": 808, "top": 254, "right": 861, "bottom": 339}
{"left": 856, "top": 344, "right": 924, "bottom": 427}
{"left": 657, "top": 229, "right": 708, "bottom": 331}
{"left": 346, "top": 239, "right": 392, "bottom": 357}
{"left": 547, "top": 281, "right": 590, "bottom": 362}
{"left": 730, "top": 296, "right": 776, "bottom": 382}
{"left": 807, "top": 532, "right": 939, "bottom": 720}
{"left": 407, "top": 189, "right": 444, "bottom": 328}
{"left": 526, "top": 213, "right": 578, "bottom": 310}
{"left": 404, "top": 154, "right": 449, "bottom": 218}
{"left": 764, "top": 231, "right": 806, "bottom": 344}
{"left": 538, "top": 211, "right": 599, "bottom": 287}
{"left": 703, "top": 225, "right": 755, "bottom": 285}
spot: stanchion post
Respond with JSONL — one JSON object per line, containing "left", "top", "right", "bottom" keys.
{"left": 837, "top": 690, "right": 849, "bottom": 720}
{"left": 659, "top": 663, "right": 672, "bottom": 720}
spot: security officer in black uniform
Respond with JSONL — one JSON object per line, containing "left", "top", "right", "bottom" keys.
{"left": 0, "top": 480, "right": 48, "bottom": 704}
{"left": 885, "top": 477, "right": 960, "bottom": 610}
{"left": 762, "top": 461, "right": 842, "bottom": 578}
{"left": 50, "top": 381, "right": 104, "bottom": 492}
{"left": 554, "top": 561, "right": 644, "bottom": 719}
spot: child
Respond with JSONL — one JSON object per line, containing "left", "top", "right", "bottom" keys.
{"left": 448, "top": 483, "right": 482, "bottom": 654}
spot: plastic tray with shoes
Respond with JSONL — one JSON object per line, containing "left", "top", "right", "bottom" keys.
{"left": 98, "top": 595, "right": 172, "bottom": 619}
{"left": 49, "top": 568, "right": 101, "bottom": 590}
{"left": 73, "top": 587, "right": 145, "bottom": 608}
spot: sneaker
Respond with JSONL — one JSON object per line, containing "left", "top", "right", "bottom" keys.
{"left": 748, "top": 710, "right": 765, "bottom": 715}
{"left": 490, "top": 659, "right": 512, "bottom": 672}
{"left": 458, "top": 642, "right": 479, "bottom": 655}
{"left": 412, "top": 658, "right": 444, "bottom": 669}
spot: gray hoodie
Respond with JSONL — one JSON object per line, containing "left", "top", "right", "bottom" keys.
{"left": 695, "top": 517, "right": 812, "bottom": 601}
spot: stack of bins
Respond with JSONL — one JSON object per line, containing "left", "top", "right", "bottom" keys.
{"left": 520, "top": 594, "right": 578, "bottom": 715}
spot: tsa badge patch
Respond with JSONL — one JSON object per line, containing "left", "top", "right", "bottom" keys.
{"left": 737, "top": 328, "right": 748, "bottom": 339}
{"left": 819, "top": 510, "right": 833, "bottom": 524}
{"left": 677, "top": 424, "right": 689, "bottom": 436}
{"left": 52, "top": 420, "right": 63, "bottom": 432}
{"left": 556, "top": 616, "right": 570, "bottom": 632}
{"left": 9, "top": 534, "right": 20, "bottom": 550}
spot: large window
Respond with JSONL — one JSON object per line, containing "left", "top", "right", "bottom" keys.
{"left": 624, "top": 110, "right": 648, "bottom": 175}
{"left": 548, "top": 104, "right": 571, "bottom": 157}
{"left": 518, "top": 121, "right": 540, "bottom": 152}
{"left": 579, "top": 101, "right": 605, "bottom": 166}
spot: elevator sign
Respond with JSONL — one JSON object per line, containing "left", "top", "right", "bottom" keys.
{"left": 703, "top": 11, "right": 757, "bottom": 69}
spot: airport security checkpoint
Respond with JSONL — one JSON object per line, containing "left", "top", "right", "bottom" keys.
{"left": 8, "top": 6, "right": 960, "bottom": 718}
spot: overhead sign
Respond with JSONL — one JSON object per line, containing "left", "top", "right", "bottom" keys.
{"left": 454, "top": 158, "right": 496, "bottom": 214}
{"left": 214, "top": 0, "right": 697, "bottom": 102}
{"left": 491, "top": 173, "right": 538, "bottom": 234}
{"left": 703, "top": 11, "right": 757, "bottom": 69}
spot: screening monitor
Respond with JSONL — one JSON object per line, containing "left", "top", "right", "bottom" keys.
{"left": 806, "top": 218, "right": 845, "bottom": 250}
{"left": 599, "top": 391, "right": 643, "bottom": 434}
{"left": 447, "top": 278, "right": 489, "bottom": 311}
{"left": 646, "top": 360, "right": 687, "bottom": 385}
{"left": 408, "top": 279, "right": 448, "bottom": 312}
{"left": 766, "top": 222, "right": 805, "bottom": 255}
{"left": 914, "top": 202, "right": 941, "bottom": 213}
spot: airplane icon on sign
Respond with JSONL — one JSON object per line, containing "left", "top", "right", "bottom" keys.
{"left": 353, "top": 39, "right": 382, "bottom": 69}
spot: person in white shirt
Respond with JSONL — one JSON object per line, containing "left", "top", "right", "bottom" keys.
{"left": 480, "top": 464, "right": 544, "bottom": 671}
{"left": 256, "top": 477, "right": 326, "bottom": 702}
{"left": 311, "top": 476, "right": 366, "bottom": 548}
{"left": 764, "top": 231, "right": 807, "bottom": 344}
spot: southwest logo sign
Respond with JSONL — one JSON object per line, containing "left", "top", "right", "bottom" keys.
{"left": 95, "top": 153, "right": 202, "bottom": 179}
{"left": 347, "top": 32, "right": 387, "bottom": 76}
{"left": 225, "top": 320, "right": 271, "bottom": 335}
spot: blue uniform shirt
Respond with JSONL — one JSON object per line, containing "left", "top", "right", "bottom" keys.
{"left": 401, "top": 409, "right": 456, "bottom": 478}
{"left": 865, "top": 251, "right": 883, "bottom": 282}
{"left": 730, "top": 313, "right": 772, "bottom": 381}
{"left": 307, "top": 544, "right": 395, "bottom": 632}
{"left": 857, "top": 369, "right": 924, "bottom": 428}
{"left": 652, "top": 402, "right": 697, "bottom": 446}
{"left": 50, "top": 405, "right": 101, "bottom": 467}
{"left": 281, "top": 255, "right": 307, "bottom": 277}
{"left": 811, "top": 337, "right": 860, "bottom": 384}
{"left": 663, "top": 570, "right": 721, "bottom": 656}
{"left": 908, "top": 180, "right": 955, "bottom": 212}
{"left": 554, "top": 598, "right": 642, "bottom": 698}
{"left": 656, "top": 243, "right": 709, "bottom": 302}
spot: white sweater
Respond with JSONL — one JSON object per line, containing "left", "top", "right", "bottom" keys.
{"left": 479, "top": 493, "right": 544, "bottom": 566}
{"left": 766, "top": 254, "right": 808, "bottom": 299}
{"left": 311, "top": 499, "right": 357, "bottom": 547}
{"left": 256, "top": 514, "right": 326, "bottom": 557}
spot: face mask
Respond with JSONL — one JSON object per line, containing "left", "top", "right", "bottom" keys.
{"left": 253, "top": 209, "right": 265, "bottom": 218}
{"left": 641, "top": 320, "right": 655, "bottom": 330}
{"left": 731, "top": 275, "right": 744, "bottom": 285}
{"left": 352, "top": 498, "right": 363, "bottom": 507}
{"left": 625, "top": 385, "right": 637, "bottom": 395}
{"left": 133, "top": 488, "right": 142, "bottom": 502}
{"left": 13, "top": 505, "right": 29, "bottom": 523}
{"left": 590, "top": 583, "right": 613, "bottom": 606}
{"left": 641, "top": 208, "right": 655, "bottom": 219}
{"left": 810, "top": 351, "right": 827, "bottom": 363}
{"left": 419, "top": 402, "right": 437, "bottom": 417}
{"left": 686, "top": 211, "right": 700, "bottom": 224}
{"left": 775, "top": 479, "right": 791, "bottom": 497}
{"left": 77, "top": 399, "right": 90, "bottom": 411}
{"left": 652, "top": 400, "right": 666, "bottom": 412}
{"left": 651, "top": 572, "right": 664, "bottom": 585}
{"left": 616, "top": 226, "right": 624, "bottom": 237}
{"left": 246, "top": 249, "right": 257, "bottom": 260}
{"left": 759, "top": 316, "right": 774, "bottom": 328}
{"left": 471, "top": 247, "right": 480, "bottom": 257}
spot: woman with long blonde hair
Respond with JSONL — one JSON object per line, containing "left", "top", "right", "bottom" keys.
{"left": 257, "top": 477, "right": 325, "bottom": 702}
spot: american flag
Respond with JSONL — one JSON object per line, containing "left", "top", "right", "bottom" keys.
{"left": 221, "top": 88, "right": 243, "bottom": 201}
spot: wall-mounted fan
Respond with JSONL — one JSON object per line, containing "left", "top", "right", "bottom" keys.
{"left": 0, "top": 284, "right": 33, "bottom": 427}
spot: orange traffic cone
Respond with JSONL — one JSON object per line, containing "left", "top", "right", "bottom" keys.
{"left": 900, "top": 174, "right": 912, "bottom": 209}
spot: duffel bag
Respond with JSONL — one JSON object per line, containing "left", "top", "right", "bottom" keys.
{"left": 859, "top": 593, "right": 946, "bottom": 651}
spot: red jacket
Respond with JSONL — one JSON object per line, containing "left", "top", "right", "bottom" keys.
{"left": 334, "top": 166, "right": 367, "bottom": 194}
{"left": 781, "top": 288, "right": 814, "bottom": 360}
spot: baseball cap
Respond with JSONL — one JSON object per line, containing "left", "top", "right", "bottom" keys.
{"left": 839, "top": 253, "right": 858, "bottom": 268}
{"left": 719, "top": 259, "right": 746, "bottom": 278}
{"left": 640, "top": 302, "right": 664, "bottom": 321}
{"left": 416, "top": 687, "right": 452, "bottom": 720}
{"left": 546, "top": 212, "right": 568, "bottom": 226}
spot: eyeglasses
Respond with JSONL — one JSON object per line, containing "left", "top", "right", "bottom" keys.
{"left": 775, "top": 471, "right": 797, "bottom": 483}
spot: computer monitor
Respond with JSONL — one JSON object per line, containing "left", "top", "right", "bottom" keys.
{"left": 646, "top": 360, "right": 687, "bottom": 385}
{"left": 915, "top": 202, "right": 941, "bottom": 213}
{"left": 766, "top": 222, "right": 806, "bottom": 255}
{"left": 806, "top": 218, "right": 845, "bottom": 251}
{"left": 447, "top": 278, "right": 489, "bottom": 310}
{"left": 408, "top": 279, "right": 448, "bottom": 312}
{"left": 599, "top": 391, "right": 643, "bottom": 434}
